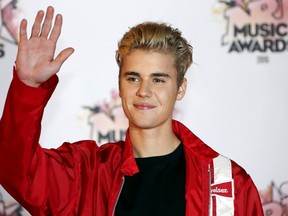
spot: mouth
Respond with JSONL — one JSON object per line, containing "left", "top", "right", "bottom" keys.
{"left": 133, "top": 103, "right": 157, "bottom": 110}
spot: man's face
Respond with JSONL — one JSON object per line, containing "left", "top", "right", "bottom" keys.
{"left": 119, "top": 50, "right": 186, "bottom": 130}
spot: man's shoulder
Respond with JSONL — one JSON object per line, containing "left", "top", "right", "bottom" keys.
{"left": 43, "top": 140, "right": 125, "bottom": 168}
{"left": 64, "top": 139, "right": 125, "bottom": 157}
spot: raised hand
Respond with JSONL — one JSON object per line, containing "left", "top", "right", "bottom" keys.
{"left": 15, "top": 6, "right": 74, "bottom": 87}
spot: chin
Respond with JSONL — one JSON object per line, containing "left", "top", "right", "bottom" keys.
{"left": 129, "top": 120, "right": 157, "bottom": 130}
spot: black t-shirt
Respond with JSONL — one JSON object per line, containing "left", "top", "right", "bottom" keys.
{"left": 115, "top": 143, "right": 186, "bottom": 216}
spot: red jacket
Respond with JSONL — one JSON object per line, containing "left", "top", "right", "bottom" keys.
{"left": 0, "top": 70, "right": 264, "bottom": 215}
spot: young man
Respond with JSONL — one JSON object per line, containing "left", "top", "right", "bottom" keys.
{"left": 0, "top": 6, "right": 263, "bottom": 216}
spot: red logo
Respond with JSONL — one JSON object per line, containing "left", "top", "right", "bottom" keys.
{"left": 211, "top": 181, "right": 233, "bottom": 198}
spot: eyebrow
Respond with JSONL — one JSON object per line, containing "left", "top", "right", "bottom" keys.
{"left": 123, "top": 71, "right": 171, "bottom": 78}
{"left": 123, "top": 71, "right": 139, "bottom": 77}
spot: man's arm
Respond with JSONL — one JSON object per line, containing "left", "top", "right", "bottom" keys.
{"left": 236, "top": 176, "right": 264, "bottom": 215}
{"left": 0, "top": 6, "right": 74, "bottom": 214}
{"left": 0, "top": 68, "right": 58, "bottom": 213}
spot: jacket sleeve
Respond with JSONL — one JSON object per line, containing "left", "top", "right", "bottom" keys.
{"left": 233, "top": 163, "right": 264, "bottom": 216}
{"left": 0, "top": 68, "right": 78, "bottom": 215}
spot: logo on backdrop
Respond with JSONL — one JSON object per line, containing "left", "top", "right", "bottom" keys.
{"left": 83, "top": 89, "right": 128, "bottom": 145}
{"left": 260, "top": 181, "right": 288, "bottom": 215}
{"left": 0, "top": 192, "right": 24, "bottom": 215}
{"left": 213, "top": 0, "right": 288, "bottom": 62}
{"left": 0, "top": 0, "right": 21, "bottom": 58}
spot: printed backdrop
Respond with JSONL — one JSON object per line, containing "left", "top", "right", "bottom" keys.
{"left": 0, "top": 0, "right": 287, "bottom": 215}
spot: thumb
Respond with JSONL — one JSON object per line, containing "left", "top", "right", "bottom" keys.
{"left": 53, "top": 47, "right": 75, "bottom": 70}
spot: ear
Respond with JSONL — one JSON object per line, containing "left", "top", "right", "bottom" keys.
{"left": 176, "top": 78, "right": 187, "bottom": 101}
{"left": 118, "top": 84, "right": 122, "bottom": 98}
{"left": 118, "top": 70, "right": 122, "bottom": 98}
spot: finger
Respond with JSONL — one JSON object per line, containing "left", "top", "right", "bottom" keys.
{"left": 53, "top": 47, "right": 75, "bottom": 70}
{"left": 31, "top": 10, "right": 44, "bottom": 38}
{"left": 49, "top": 14, "right": 62, "bottom": 43}
{"left": 19, "top": 19, "right": 28, "bottom": 42}
{"left": 40, "top": 6, "right": 54, "bottom": 38}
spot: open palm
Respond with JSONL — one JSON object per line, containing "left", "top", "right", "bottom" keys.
{"left": 15, "top": 6, "right": 74, "bottom": 87}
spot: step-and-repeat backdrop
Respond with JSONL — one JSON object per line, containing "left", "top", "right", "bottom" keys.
{"left": 0, "top": 0, "right": 287, "bottom": 215}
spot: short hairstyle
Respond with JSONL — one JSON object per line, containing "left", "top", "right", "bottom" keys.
{"left": 115, "top": 22, "right": 193, "bottom": 87}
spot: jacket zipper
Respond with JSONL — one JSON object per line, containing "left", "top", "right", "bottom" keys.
{"left": 208, "top": 164, "right": 212, "bottom": 216}
{"left": 112, "top": 176, "right": 125, "bottom": 216}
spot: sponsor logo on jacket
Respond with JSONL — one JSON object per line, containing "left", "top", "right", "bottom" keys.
{"left": 211, "top": 181, "right": 233, "bottom": 198}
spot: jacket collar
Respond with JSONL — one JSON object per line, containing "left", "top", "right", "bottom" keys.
{"left": 119, "top": 119, "right": 218, "bottom": 175}
{"left": 172, "top": 120, "right": 218, "bottom": 161}
{"left": 119, "top": 129, "right": 139, "bottom": 176}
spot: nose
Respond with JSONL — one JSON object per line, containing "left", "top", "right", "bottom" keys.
{"left": 136, "top": 80, "right": 152, "bottom": 98}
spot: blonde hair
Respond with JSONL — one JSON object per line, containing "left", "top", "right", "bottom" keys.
{"left": 116, "top": 22, "right": 193, "bottom": 87}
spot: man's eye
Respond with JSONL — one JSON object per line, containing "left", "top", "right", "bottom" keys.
{"left": 127, "top": 77, "right": 140, "bottom": 82}
{"left": 153, "top": 78, "right": 165, "bottom": 83}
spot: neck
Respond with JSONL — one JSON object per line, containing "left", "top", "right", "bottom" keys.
{"left": 129, "top": 123, "right": 180, "bottom": 158}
